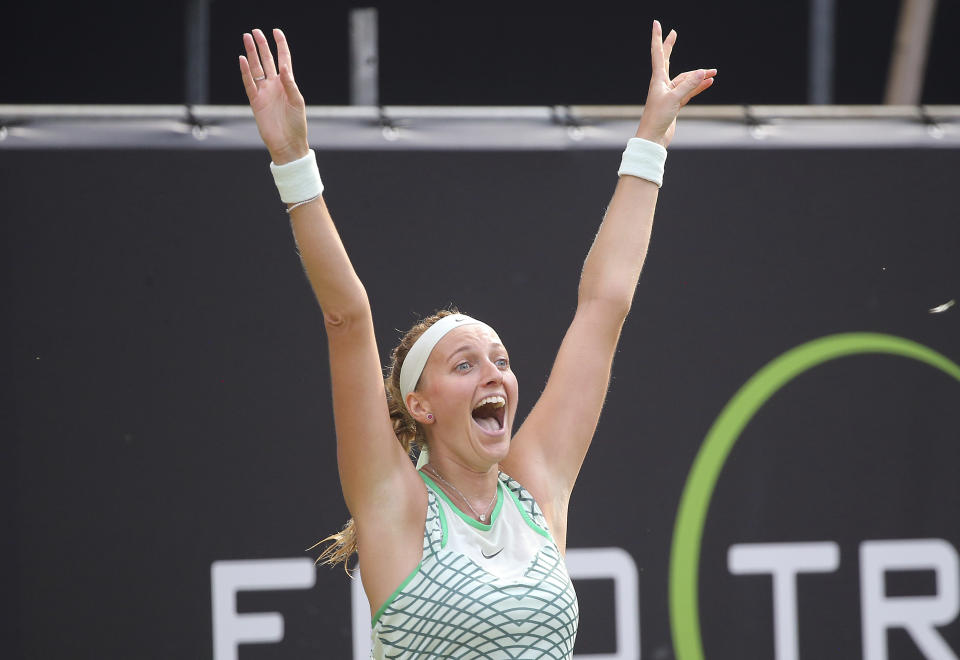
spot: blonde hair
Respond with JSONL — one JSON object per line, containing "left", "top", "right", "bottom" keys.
{"left": 310, "top": 308, "right": 460, "bottom": 572}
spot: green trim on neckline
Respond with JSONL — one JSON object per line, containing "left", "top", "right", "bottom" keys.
{"left": 437, "top": 494, "right": 449, "bottom": 549}
{"left": 420, "top": 470, "right": 503, "bottom": 531}
{"left": 417, "top": 471, "right": 450, "bottom": 549}
{"left": 505, "top": 482, "right": 552, "bottom": 541}
{"left": 371, "top": 561, "right": 420, "bottom": 627}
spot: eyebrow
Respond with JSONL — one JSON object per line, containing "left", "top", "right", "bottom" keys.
{"left": 447, "top": 345, "right": 474, "bottom": 360}
{"left": 446, "top": 343, "right": 507, "bottom": 360}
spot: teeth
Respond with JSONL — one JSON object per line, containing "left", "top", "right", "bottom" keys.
{"left": 473, "top": 395, "right": 506, "bottom": 409}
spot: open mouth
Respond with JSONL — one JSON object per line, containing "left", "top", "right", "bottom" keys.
{"left": 471, "top": 395, "right": 506, "bottom": 433}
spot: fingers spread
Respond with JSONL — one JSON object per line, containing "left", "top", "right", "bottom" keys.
{"left": 243, "top": 33, "right": 263, "bottom": 77}
{"left": 279, "top": 64, "right": 303, "bottom": 105}
{"left": 672, "top": 69, "right": 706, "bottom": 97}
{"left": 671, "top": 67, "right": 716, "bottom": 86}
{"left": 238, "top": 55, "right": 258, "bottom": 102}
{"left": 663, "top": 29, "right": 677, "bottom": 73}
{"left": 680, "top": 77, "right": 715, "bottom": 107}
{"left": 253, "top": 28, "right": 278, "bottom": 78}
{"left": 679, "top": 71, "right": 716, "bottom": 106}
{"left": 650, "top": 20, "right": 666, "bottom": 80}
{"left": 274, "top": 28, "right": 294, "bottom": 76}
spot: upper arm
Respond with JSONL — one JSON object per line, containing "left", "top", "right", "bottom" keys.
{"left": 324, "top": 298, "right": 423, "bottom": 523}
{"left": 501, "top": 300, "right": 626, "bottom": 522}
{"left": 287, "top": 198, "right": 423, "bottom": 521}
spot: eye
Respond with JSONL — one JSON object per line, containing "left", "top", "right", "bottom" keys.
{"left": 455, "top": 361, "right": 473, "bottom": 373}
{"left": 495, "top": 357, "right": 509, "bottom": 369}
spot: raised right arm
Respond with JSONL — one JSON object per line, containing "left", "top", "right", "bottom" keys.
{"left": 239, "top": 29, "right": 423, "bottom": 522}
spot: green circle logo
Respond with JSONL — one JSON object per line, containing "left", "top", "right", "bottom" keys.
{"left": 668, "top": 332, "right": 960, "bottom": 660}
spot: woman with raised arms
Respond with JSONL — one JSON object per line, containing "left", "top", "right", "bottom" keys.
{"left": 239, "top": 21, "right": 714, "bottom": 659}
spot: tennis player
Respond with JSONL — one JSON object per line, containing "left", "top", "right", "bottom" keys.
{"left": 239, "top": 21, "right": 714, "bottom": 658}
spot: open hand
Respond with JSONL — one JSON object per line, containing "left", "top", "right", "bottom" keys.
{"left": 635, "top": 21, "right": 716, "bottom": 148}
{"left": 239, "top": 28, "right": 309, "bottom": 165}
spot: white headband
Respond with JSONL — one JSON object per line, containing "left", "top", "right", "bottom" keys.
{"left": 399, "top": 314, "right": 491, "bottom": 404}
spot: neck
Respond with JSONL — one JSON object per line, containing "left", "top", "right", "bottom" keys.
{"left": 423, "top": 461, "right": 499, "bottom": 520}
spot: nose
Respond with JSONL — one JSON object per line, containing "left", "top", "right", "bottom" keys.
{"left": 480, "top": 357, "right": 503, "bottom": 385}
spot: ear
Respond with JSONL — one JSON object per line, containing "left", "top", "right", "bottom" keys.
{"left": 405, "top": 392, "right": 434, "bottom": 424}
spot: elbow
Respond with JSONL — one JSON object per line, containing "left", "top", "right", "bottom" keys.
{"left": 578, "top": 285, "right": 634, "bottom": 322}
{"left": 323, "top": 289, "right": 373, "bottom": 334}
{"left": 604, "top": 296, "right": 633, "bottom": 324}
{"left": 577, "top": 292, "right": 632, "bottom": 327}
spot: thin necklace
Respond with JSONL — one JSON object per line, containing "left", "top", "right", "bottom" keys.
{"left": 424, "top": 465, "right": 499, "bottom": 522}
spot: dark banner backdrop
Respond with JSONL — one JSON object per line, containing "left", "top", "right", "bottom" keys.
{"left": 5, "top": 145, "right": 959, "bottom": 659}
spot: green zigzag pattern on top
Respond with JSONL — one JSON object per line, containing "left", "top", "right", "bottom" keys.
{"left": 372, "top": 473, "right": 579, "bottom": 659}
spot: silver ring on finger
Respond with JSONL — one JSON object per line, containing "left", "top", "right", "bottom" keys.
{"left": 254, "top": 75, "right": 266, "bottom": 82}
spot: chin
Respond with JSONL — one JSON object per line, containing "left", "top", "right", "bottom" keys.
{"left": 486, "top": 436, "right": 512, "bottom": 464}
{"left": 467, "top": 411, "right": 512, "bottom": 465}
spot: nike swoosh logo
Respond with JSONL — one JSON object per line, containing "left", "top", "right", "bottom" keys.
{"left": 481, "top": 548, "right": 504, "bottom": 559}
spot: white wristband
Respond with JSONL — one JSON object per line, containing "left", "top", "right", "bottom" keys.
{"left": 269, "top": 149, "right": 325, "bottom": 203}
{"left": 618, "top": 138, "right": 667, "bottom": 187}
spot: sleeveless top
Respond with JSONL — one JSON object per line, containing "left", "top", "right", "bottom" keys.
{"left": 370, "top": 471, "right": 579, "bottom": 659}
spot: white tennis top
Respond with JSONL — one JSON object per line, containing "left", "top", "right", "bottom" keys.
{"left": 370, "top": 471, "right": 579, "bottom": 658}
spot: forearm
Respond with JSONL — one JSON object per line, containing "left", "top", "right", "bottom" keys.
{"left": 578, "top": 174, "right": 659, "bottom": 316}
{"left": 576, "top": 19, "right": 716, "bottom": 315}
{"left": 239, "top": 28, "right": 368, "bottom": 322}
{"left": 289, "top": 197, "right": 371, "bottom": 326}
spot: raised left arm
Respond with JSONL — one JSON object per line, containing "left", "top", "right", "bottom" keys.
{"left": 501, "top": 21, "right": 715, "bottom": 548}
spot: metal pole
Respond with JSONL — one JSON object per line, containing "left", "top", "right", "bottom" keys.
{"left": 885, "top": 0, "right": 938, "bottom": 104}
{"left": 808, "top": 0, "right": 836, "bottom": 104}
{"left": 185, "top": 0, "right": 211, "bottom": 105}
{"left": 350, "top": 8, "right": 379, "bottom": 106}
